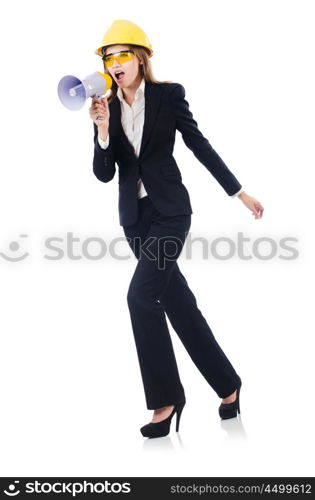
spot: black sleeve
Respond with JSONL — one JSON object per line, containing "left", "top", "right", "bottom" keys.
{"left": 92, "top": 123, "right": 116, "bottom": 183}
{"left": 168, "top": 83, "right": 242, "bottom": 196}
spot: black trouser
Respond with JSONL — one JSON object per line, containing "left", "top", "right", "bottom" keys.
{"left": 123, "top": 195, "right": 241, "bottom": 409}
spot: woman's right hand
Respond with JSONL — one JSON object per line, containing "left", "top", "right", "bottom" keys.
{"left": 89, "top": 97, "right": 110, "bottom": 135}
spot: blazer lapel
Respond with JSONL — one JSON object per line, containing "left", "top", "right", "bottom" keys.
{"left": 139, "top": 82, "right": 161, "bottom": 158}
{"left": 110, "top": 98, "right": 133, "bottom": 154}
{"left": 111, "top": 81, "right": 162, "bottom": 159}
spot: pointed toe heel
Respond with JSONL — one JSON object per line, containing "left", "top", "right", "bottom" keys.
{"left": 140, "top": 401, "right": 186, "bottom": 438}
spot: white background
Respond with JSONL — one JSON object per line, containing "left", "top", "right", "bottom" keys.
{"left": 0, "top": 0, "right": 314, "bottom": 477}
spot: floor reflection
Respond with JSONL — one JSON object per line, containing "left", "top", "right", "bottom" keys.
{"left": 142, "top": 432, "right": 187, "bottom": 451}
{"left": 220, "top": 415, "right": 248, "bottom": 440}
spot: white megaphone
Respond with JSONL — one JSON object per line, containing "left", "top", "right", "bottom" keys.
{"left": 57, "top": 72, "right": 112, "bottom": 119}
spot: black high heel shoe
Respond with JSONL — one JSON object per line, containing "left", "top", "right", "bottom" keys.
{"left": 218, "top": 381, "right": 242, "bottom": 419}
{"left": 140, "top": 402, "right": 185, "bottom": 438}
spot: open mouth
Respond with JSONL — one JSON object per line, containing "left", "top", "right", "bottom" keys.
{"left": 114, "top": 70, "right": 125, "bottom": 82}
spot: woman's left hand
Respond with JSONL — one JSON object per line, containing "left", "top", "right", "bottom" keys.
{"left": 237, "top": 192, "right": 264, "bottom": 219}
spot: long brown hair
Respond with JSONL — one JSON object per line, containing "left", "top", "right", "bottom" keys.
{"left": 102, "top": 44, "right": 172, "bottom": 104}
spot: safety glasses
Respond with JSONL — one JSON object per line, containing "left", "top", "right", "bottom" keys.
{"left": 102, "top": 49, "right": 135, "bottom": 67}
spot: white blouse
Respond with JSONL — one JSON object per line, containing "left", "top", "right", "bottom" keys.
{"left": 98, "top": 77, "right": 148, "bottom": 199}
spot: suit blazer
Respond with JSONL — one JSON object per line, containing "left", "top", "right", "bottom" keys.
{"left": 92, "top": 81, "right": 242, "bottom": 227}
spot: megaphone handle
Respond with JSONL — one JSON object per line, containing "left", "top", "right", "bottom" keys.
{"left": 94, "top": 89, "right": 111, "bottom": 120}
{"left": 94, "top": 90, "right": 111, "bottom": 121}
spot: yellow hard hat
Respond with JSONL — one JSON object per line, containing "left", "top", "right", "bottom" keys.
{"left": 95, "top": 19, "right": 153, "bottom": 58}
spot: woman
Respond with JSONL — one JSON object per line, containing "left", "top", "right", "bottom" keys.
{"left": 90, "top": 20, "right": 264, "bottom": 438}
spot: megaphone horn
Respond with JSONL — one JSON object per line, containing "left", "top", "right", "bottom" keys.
{"left": 57, "top": 72, "right": 112, "bottom": 118}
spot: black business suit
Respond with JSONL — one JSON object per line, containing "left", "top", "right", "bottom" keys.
{"left": 93, "top": 81, "right": 242, "bottom": 409}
